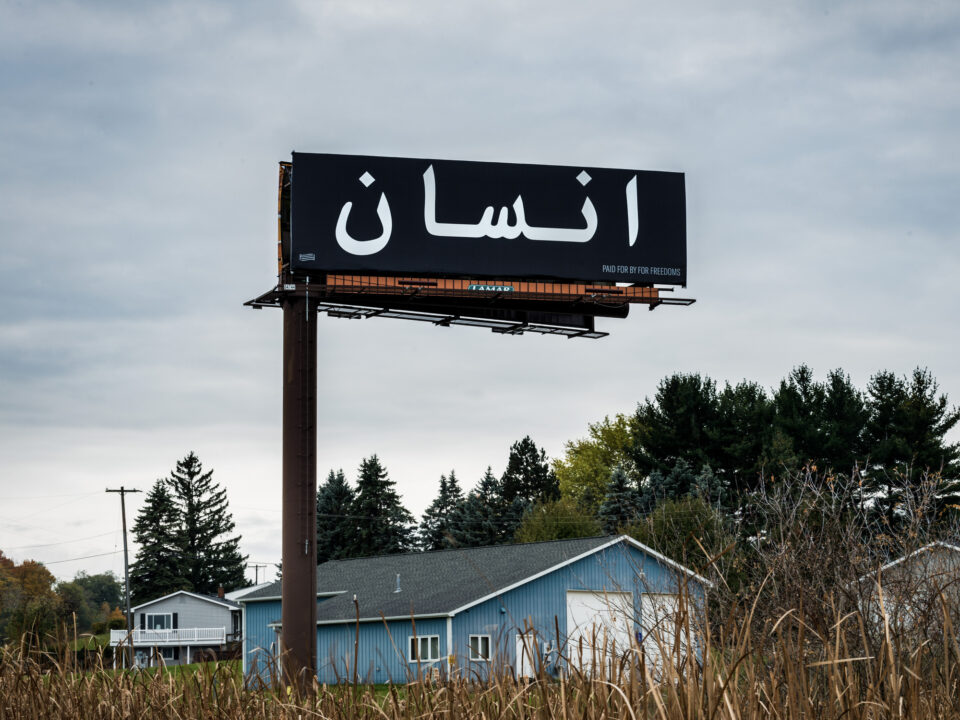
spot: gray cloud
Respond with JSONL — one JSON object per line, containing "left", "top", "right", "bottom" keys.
{"left": 1, "top": 0, "right": 958, "bottom": 578}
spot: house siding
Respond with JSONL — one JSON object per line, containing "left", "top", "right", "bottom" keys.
{"left": 316, "top": 617, "right": 448, "bottom": 684}
{"left": 448, "top": 543, "right": 700, "bottom": 680}
{"left": 136, "top": 595, "right": 233, "bottom": 634}
{"left": 244, "top": 599, "right": 281, "bottom": 682}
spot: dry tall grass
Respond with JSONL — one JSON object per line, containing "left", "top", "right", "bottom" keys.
{"left": 2, "top": 590, "right": 959, "bottom": 720}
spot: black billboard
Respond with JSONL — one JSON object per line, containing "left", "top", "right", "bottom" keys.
{"left": 289, "top": 152, "right": 686, "bottom": 285}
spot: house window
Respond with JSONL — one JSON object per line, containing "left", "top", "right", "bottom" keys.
{"left": 160, "top": 647, "right": 175, "bottom": 660}
{"left": 146, "top": 613, "right": 172, "bottom": 630}
{"left": 468, "top": 635, "right": 491, "bottom": 661}
{"left": 408, "top": 635, "right": 440, "bottom": 662}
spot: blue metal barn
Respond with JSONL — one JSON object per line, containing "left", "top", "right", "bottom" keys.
{"left": 240, "top": 534, "right": 709, "bottom": 684}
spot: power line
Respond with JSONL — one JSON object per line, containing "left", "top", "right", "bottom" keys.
{"left": 2, "top": 531, "right": 116, "bottom": 551}
{"left": 0, "top": 491, "right": 102, "bottom": 501}
{"left": 38, "top": 550, "right": 122, "bottom": 566}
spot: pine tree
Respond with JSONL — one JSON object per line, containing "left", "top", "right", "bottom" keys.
{"left": 632, "top": 373, "right": 720, "bottom": 476}
{"left": 451, "top": 467, "right": 524, "bottom": 547}
{"left": 501, "top": 436, "right": 559, "bottom": 505}
{"left": 349, "top": 455, "right": 415, "bottom": 557}
{"left": 772, "top": 365, "right": 826, "bottom": 469}
{"left": 864, "top": 368, "right": 960, "bottom": 523}
{"left": 820, "top": 369, "right": 868, "bottom": 472}
{"left": 316, "top": 469, "right": 357, "bottom": 564}
{"left": 130, "top": 480, "right": 187, "bottom": 602}
{"left": 418, "top": 471, "right": 464, "bottom": 551}
{"left": 166, "top": 452, "right": 247, "bottom": 595}
{"left": 598, "top": 465, "right": 642, "bottom": 534}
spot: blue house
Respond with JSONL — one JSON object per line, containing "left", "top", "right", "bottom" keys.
{"left": 240, "top": 535, "right": 710, "bottom": 684}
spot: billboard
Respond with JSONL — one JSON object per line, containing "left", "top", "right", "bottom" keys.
{"left": 289, "top": 152, "right": 686, "bottom": 285}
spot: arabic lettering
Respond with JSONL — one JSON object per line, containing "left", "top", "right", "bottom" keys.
{"left": 335, "top": 172, "right": 393, "bottom": 256}
{"left": 423, "top": 164, "right": 597, "bottom": 243}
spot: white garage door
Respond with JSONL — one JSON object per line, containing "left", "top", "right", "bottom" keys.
{"left": 566, "top": 590, "right": 635, "bottom": 673}
{"left": 639, "top": 592, "right": 681, "bottom": 673}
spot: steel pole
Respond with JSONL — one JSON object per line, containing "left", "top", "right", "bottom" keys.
{"left": 281, "top": 293, "right": 318, "bottom": 687}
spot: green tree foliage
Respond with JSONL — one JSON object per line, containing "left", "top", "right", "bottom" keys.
{"left": 771, "top": 365, "right": 827, "bottom": 469}
{"left": 418, "top": 471, "right": 464, "bottom": 551}
{"left": 167, "top": 452, "right": 248, "bottom": 596}
{"left": 713, "top": 381, "right": 773, "bottom": 493}
{"left": 514, "top": 497, "right": 603, "bottom": 543}
{"left": 451, "top": 468, "right": 524, "bottom": 547}
{"left": 55, "top": 580, "right": 94, "bottom": 631}
{"left": 500, "top": 436, "right": 559, "bottom": 506}
{"left": 72, "top": 571, "right": 122, "bottom": 611}
{"left": 316, "top": 469, "right": 356, "bottom": 564}
{"left": 623, "top": 495, "right": 733, "bottom": 571}
{"left": 598, "top": 465, "right": 642, "bottom": 534}
{"left": 553, "top": 414, "right": 636, "bottom": 513}
{"left": 864, "top": 368, "right": 960, "bottom": 522}
{"left": 349, "top": 455, "right": 415, "bottom": 557}
{"left": 820, "top": 370, "right": 868, "bottom": 473}
{"left": 130, "top": 480, "right": 188, "bottom": 602}
{"left": 633, "top": 373, "right": 720, "bottom": 477}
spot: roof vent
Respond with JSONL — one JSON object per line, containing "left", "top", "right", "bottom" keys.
{"left": 393, "top": 573, "right": 402, "bottom": 594}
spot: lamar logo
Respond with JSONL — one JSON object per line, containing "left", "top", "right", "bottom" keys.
{"left": 468, "top": 284, "right": 514, "bottom": 292}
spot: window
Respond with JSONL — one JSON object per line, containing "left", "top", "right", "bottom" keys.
{"left": 146, "top": 613, "right": 172, "bottom": 630}
{"left": 468, "top": 635, "right": 491, "bottom": 661}
{"left": 160, "top": 647, "right": 175, "bottom": 660}
{"left": 408, "top": 635, "right": 440, "bottom": 662}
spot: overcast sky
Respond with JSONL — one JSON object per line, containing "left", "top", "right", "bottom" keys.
{"left": 1, "top": 0, "right": 958, "bottom": 583}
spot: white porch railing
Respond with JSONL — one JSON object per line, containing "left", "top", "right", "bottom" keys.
{"left": 110, "top": 627, "right": 226, "bottom": 646}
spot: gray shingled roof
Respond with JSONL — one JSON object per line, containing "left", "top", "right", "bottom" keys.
{"left": 242, "top": 535, "right": 623, "bottom": 622}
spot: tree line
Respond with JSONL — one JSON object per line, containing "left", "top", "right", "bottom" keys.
{"left": 316, "top": 365, "right": 959, "bottom": 565}
{"left": 0, "top": 556, "right": 123, "bottom": 645}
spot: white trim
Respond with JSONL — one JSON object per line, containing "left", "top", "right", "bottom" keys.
{"left": 856, "top": 541, "right": 960, "bottom": 585}
{"left": 408, "top": 634, "right": 441, "bottom": 662}
{"left": 468, "top": 634, "right": 492, "bottom": 662}
{"left": 448, "top": 535, "right": 712, "bottom": 616}
{"left": 316, "top": 612, "right": 452, "bottom": 626}
{"left": 446, "top": 617, "right": 453, "bottom": 675}
{"left": 241, "top": 602, "right": 247, "bottom": 677}
{"left": 240, "top": 591, "right": 345, "bottom": 605}
{"left": 132, "top": 590, "right": 239, "bottom": 612}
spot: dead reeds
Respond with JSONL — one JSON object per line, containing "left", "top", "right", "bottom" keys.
{"left": 2, "top": 587, "right": 959, "bottom": 719}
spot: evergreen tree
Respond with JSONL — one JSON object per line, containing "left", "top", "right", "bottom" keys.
{"left": 166, "top": 452, "right": 247, "bottom": 596}
{"left": 349, "top": 455, "right": 415, "bottom": 557}
{"left": 598, "top": 465, "right": 643, "bottom": 534}
{"left": 820, "top": 369, "right": 868, "bottom": 472}
{"left": 712, "top": 381, "right": 772, "bottom": 494}
{"left": 641, "top": 458, "right": 700, "bottom": 510}
{"left": 691, "top": 464, "right": 726, "bottom": 507}
{"left": 130, "top": 480, "right": 188, "bottom": 602}
{"left": 501, "top": 436, "right": 559, "bottom": 505}
{"left": 864, "top": 368, "right": 960, "bottom": 522}
{"left": 632, "top": 373, "right": 720, "bottom": 476}
{"left": 772, "top": 365, "right": 826, "bottom": 469}
{"left": 316, "top": 469, "right": 356, "bottom": 564}
{"left": 451, "top": 468, "right": 524, "bottom": 547}
{"left": 418, "top": 471, "right": 464, "bottom": 551}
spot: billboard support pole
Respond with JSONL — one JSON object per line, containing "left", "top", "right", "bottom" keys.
{"left": 281, "top": 290, "right": 317, "bottom": 689}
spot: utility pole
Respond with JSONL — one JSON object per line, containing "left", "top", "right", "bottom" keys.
{"left": 106, "top": 486, "right": 140, "bottom": 669}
